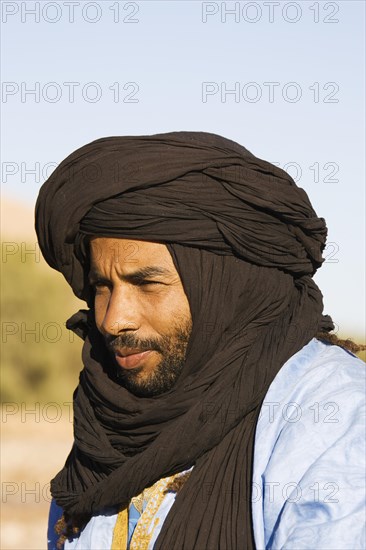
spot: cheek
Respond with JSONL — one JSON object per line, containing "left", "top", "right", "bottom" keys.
{"left": 169, "top": 285, "right": 191, "bottom": 315}
{"left": 154, "top": 289, "right": 191, "bottom": 326}
{"left": 93, "top": 292, "right": 109, "bottom": 325}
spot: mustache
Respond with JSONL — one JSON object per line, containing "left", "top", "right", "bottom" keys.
{"left": 106, "top": 333, "right": 163, "bottom": 354}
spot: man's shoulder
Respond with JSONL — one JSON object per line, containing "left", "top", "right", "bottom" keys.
{"left": 252, "top": 339, "right": 366, "bottom": 550}
{"left": 306, "top": 337, "right": 365, "bottom": 381}
{"left": 260, "top": 338, "right": 365, "bottom": 424}
{"left": 291, "top": 338, "right": 365, "bottom": 420}
{"left": 254, "top": 337, "right": 365, "bottom": 473}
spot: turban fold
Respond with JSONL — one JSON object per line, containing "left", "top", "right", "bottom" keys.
{"left": 36, "top": 131, "right": 326, "bottom": 304}
{"left": 35, "top": 131, "right": 333, "bottom": 549}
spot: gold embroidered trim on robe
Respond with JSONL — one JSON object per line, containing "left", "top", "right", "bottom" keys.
{"left": 112, "top": 470, "right": 191, "bottom": 549}
{"left": 111, "top": 505, "right": 129, "bottom": 550}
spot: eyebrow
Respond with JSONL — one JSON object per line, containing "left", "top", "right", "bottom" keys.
{"left": 88, "top": 266, "right": 173, "bottom": 285}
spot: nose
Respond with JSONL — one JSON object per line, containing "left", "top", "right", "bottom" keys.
{"left": 100, "top": 285, "right": 140, "bottom": 337}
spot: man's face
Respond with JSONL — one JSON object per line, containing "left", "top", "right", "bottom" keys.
{"left": 88, "top": 237, "right": 192, "bottom": 397}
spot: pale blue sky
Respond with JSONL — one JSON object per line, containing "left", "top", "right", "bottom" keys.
{"left": 1, "top": 0, "right": 365, "bottom": 336}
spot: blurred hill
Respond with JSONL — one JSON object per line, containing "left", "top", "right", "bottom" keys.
{"left": 1, "top": 196, "right": 84, "bottom": 403}
{"left": 1, "top": 196, "right": 38, "bottom": 240}
{"left": 1, "top": 198, "right": 81, "bottom": 549}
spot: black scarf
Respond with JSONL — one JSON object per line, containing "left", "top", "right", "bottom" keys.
{"left": 35, "top": 131, "right": 333, "bottom": 549}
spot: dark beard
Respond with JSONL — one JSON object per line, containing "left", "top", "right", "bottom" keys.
{"left": 108, "top": 319, "right": 192, "bottom": 397}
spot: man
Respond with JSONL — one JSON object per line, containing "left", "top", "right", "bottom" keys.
{"left": 35, "top": 131, "right": 365, "bottom": 549}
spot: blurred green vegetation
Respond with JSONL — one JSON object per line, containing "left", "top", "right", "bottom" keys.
{"left": 1, "top": 244, "right": 84, "bottom": 404}
{"left": 1, "top": 241, "right": 364, "bottom": 404}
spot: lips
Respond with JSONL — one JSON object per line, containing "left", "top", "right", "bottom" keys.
{"left": 114, "top": 350, "right": 153, "bottom": 369}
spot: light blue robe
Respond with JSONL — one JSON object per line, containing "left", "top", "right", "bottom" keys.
{"left": 48, "top": 339, "right": 366, "bottom": 549}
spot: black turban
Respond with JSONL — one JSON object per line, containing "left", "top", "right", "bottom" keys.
{"left": 35, "top": 131, "right": 333, "bottom": 550}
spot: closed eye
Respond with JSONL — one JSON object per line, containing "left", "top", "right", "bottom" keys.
{"left": 92, "top": 280, "right": 110, "bottom": 289}
{"left": 136, "top": 280, "right": 162, "bottom": 286}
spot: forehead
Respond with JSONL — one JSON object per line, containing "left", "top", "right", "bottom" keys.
{"left": 89, "top": 237, "right": 174, "bottom": 269}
